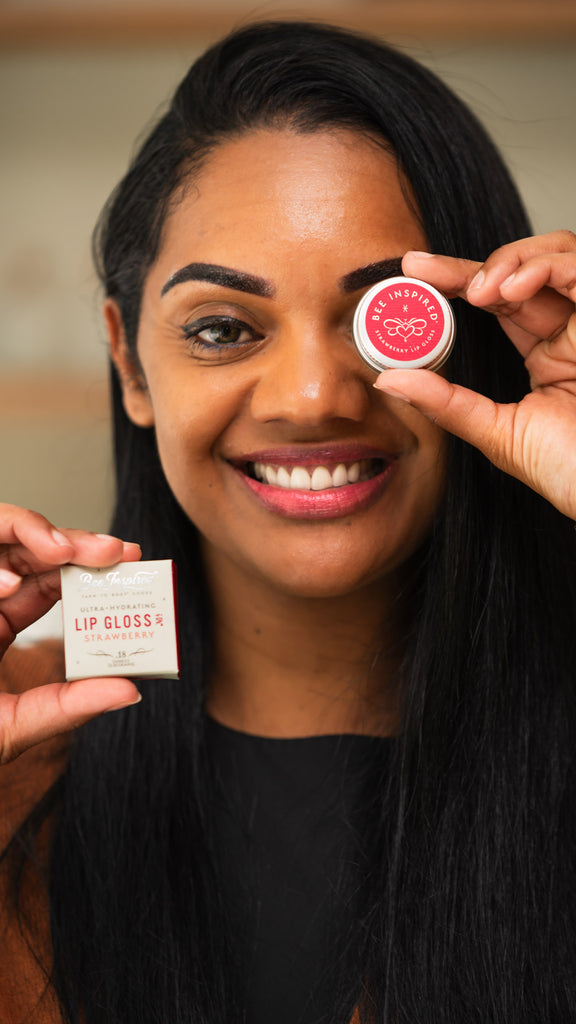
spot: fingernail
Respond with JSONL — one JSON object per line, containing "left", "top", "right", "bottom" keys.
{"left": 106, "top": 692, "right": 142, "bottom": 713}
{"left": 0, "top": 568, "right": 21, "bottom": 589}
{"left": 501, "top": 271, "right": 517, "bottom": 288}
{"left": 51, "top": 529, "right": 71, "bottom": 547}
{"left": 468, "top": 270, "right": 485, "bottom": 292}
{"left": 406, "top": 250, "right": 435, "bottom": 259}
{"left": 373, "top": 381, "right": 412, "bottom": 404}
{"left": 96, "top": 533, "right": 118, "bottom": 543}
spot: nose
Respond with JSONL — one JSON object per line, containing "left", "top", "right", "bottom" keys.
{"left": 249, "top": 322, "right": 372, "bottom": 428}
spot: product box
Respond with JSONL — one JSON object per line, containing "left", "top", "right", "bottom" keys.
{"left": 60, "top": 560, "right": 180, "bottom": 680}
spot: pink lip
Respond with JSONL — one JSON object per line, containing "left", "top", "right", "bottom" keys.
{"left": 233, "top": 461, "right": 396, "bottom": 520}
{"left": 231, "top": 443, "right": 395, "bottom": 470}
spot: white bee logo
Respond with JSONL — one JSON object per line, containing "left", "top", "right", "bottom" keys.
{"left": 383, "top": 317, "right": 427, "bottom": 340}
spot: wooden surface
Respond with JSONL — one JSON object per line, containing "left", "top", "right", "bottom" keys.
{"left": 1, "top": 375, "right": 114, "bottom": 531}
{"left": 0, "top": 375, "right": 109, "bottom": 421}
{"left": 2, "top": 1, "right": 576, "bottom": 47}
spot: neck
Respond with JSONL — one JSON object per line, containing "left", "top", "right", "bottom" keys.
{"left": 204, "top": 555, "right": 405, "bottom": 739}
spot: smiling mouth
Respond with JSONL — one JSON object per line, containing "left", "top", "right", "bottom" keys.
{"left": 245, "top": 457, "right": 387, "bottom": 491}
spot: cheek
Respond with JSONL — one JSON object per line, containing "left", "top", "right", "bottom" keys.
{"left": 144, "top": 376, "right": 239, "bottom": 503}
{"left": 153, "top": 405, "right": 218, "bottom": 481}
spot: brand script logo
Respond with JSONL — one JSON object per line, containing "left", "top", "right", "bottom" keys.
{"left": 79, "top": 570, "right": 159, "bottom": 591}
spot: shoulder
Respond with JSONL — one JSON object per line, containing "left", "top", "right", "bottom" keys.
{"left": 0, "top": 641, "right": 69, "bottom": 851}
{"left": 0, "top": 642, "right": 68, "bottom": 1024}
{"left": 0, "top": 638, "right": 65, "bottom": 695}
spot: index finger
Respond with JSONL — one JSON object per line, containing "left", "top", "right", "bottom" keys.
{"left": 402, "top": 244, "right": 573, "bottom": 357}
{"left": 0, "top": 506, "right": 74, "bottom": 568}
{"left": 401, "top": 250, "right": 481, "bottom": 299}
{"left": 403, "top": 231, "right": 576, "bottom": 298}
{"left": 0, "top": 506, "right": 141, "bottom": 579}
{"left": 463, "top": 229, "right": 576, "bottom": 305}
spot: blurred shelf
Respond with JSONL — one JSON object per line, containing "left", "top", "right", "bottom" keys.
{"left": 0, "top": 374, "right": 110, "bottom": 420}
{"left": 2, "top": 1, "right": 576, "bottom": 48}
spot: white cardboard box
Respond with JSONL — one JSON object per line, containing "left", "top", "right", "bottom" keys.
{"left": 60, "top": 560, "right": 180, "bottom": 680}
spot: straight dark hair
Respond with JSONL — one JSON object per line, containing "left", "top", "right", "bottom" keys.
{"left": 17, "top": 20, "right": 576, "bottom": 1022}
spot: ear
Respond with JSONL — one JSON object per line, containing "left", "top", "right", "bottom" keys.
{"left": 104, "top": 298, "right": 155, "bottom": 428}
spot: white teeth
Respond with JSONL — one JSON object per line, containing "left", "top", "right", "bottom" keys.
{"left": 251, "top": 458, "right": 377, "bottom": 490}
{"left": 291, "top": 467, "right": 312, "bottom": 490}
{"left": 311, "top": 466, "right": 333, "bottom": 491}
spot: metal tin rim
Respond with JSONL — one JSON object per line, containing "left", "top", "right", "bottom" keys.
{"left": 353, "top": 275, "right": 455, "bottom": 372}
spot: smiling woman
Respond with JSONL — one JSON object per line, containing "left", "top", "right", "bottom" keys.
{"left": 107, "top": 129, "right": 443, "bottom": 607}
{"left": 1, "top": 19, "right": 576, "bottom": 1024}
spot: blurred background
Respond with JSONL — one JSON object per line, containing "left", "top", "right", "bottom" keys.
{"left": 1, "top": 0, "right": 576, "bottom": 533}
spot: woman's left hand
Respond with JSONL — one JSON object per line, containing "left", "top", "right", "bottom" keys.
{"left": 374, "top": 231, "right": 576, "bottom": 520}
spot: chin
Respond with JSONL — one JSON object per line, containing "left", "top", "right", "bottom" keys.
{"left": 251, "top": 551, "right": 401, "bottom": 600}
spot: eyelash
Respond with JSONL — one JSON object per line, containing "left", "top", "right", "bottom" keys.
{"left": 181, "top": 315, "right": 263, "bottom": 354}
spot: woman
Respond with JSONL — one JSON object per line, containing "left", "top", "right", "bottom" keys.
{"left": 1, "top": 20, "right": 576, "bottom": 1024}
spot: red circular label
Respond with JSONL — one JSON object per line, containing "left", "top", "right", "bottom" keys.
{"left": 363, "top": 280, "right": 447, "bottom": 362}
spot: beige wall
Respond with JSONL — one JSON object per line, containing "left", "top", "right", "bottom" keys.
{"left": 1, "top": 37, "right": 575, "bottom": 530}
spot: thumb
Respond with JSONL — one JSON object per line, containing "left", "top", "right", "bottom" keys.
{"left": 375, "top": 369, "right": 513, "bottom": 470}
{"left": 0, "top": 678, "right": 142, "bottom": 764}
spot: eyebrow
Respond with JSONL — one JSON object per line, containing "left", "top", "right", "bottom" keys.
{"left": 161, "top": 255, "right": 405, "bottom": 300}
{"left": 161, "top": 263, "right": 274, "bottom": 298}
{"left": 339, "top": 257, "right": 404, "bottom": 294}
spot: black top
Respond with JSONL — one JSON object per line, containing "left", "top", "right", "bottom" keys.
{"left": 206, "top": 717, "right": 391, "bottom": 1024}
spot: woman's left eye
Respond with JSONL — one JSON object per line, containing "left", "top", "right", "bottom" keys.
{"left": 181, "top": 315, "right": 262, "bottom": 353}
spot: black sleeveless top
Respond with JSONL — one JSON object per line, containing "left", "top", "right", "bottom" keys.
{"left": 206, "top": 717, "right": 391, "bottom": 1024}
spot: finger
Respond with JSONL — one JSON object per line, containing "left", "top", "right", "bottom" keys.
{"left": 0, "top": 506, "right": 75, "bottom": 572}
{"left": 401, "top": 250, "right": 562, "bottom": 348}
{"left": 0, "top": 525, "right": 140, "bottom": 579}
{"left": 469, "top": 252, "right": 575, "bottom": 352}
{"left": 0, "top": 569, "right": 22, "bottom": 598}
{"left": 0, "top": 568, "right": 64, "bottom": 654}
{"left": 0, "top": 538, "right": 142, "bottom": 653}
{"left": 404, "top": 231, "right": 576, "bottom": 299}
{"left": 500, "top": 253, "right": 576, "bottom": 306}
{"left": 467, "top": 229, "right": 576, "bottom": 301}
{"left": 57, "top": 532, "right": 142, "bottom": 567}
{"left": 374, "top": 369, "right": 515, "bottom": 473}
{"left": 401, "top": 250, "right": 481, "bottom": 298}
{"left": 526, "top": 309, "right": 576, "bottom": 390}
{"left": 0, "top": 678, "right": 142, "bottom": 764}
{"left": 403, "top": 248, "right": 574, "bottom": 357}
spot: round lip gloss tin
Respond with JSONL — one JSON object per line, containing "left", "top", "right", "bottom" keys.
{"left": 353, "top": 275, "right": 455, "bottom": 372}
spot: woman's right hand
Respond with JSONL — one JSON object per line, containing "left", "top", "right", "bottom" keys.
{"left": 0, "top": 504, "right": 142, "bottom": 764}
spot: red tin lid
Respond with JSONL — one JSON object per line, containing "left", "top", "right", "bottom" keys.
{"left": 353, "top": 275, "right": 455, "bottom": 372}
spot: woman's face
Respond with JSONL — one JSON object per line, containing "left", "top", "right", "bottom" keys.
{"left": 114, "top": 128, "right": 445, "bottom": 598}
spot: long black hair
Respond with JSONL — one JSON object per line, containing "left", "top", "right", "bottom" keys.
{"left": 35, "top": 20, "right": 576, "bottom": 1022}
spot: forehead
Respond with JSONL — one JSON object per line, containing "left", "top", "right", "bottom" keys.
{"left": 152, "top": 128, "right": 426, "bottom": 282}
